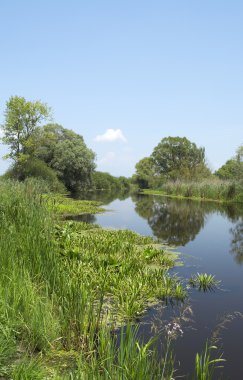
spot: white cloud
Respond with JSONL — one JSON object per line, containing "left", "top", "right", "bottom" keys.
{"left": 95, "top": 129, "right": 127, "bottom": 143}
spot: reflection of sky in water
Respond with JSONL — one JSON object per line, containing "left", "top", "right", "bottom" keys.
{"left": 95, "top": 198, "right": 153, "bottom": 234}
{"left": 86, "top": 194, "right": 243, "bottom": 379}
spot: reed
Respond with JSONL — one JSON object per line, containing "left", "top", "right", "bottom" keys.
{"left": 143, "top": 179, "right": 243, "bottom": 203}
{"left": 194, "top": 341, "right": 225, "bottom": 380}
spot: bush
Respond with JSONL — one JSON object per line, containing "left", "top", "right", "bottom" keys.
{"left": 3, "top": 159, "right": 66, "bottom": 193}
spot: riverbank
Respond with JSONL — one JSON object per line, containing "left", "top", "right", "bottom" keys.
{"left": 142, "top": 180, "right": 243, "bottom": 203}
{"left": 0, "top": 179, "right": 191, "bottom": 379}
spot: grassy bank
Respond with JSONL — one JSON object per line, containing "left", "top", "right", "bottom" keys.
{"left": 0, "top": 179, "right": 186, "bottom": 379}
{"left": 142, "top": 180, "right": 243, "bottom": 203}
{"left": 0, "top": 179, "right": 224, "bottom": 379}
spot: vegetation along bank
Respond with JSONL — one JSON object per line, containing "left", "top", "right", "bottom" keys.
{"left": 0, "top": 96, "right": 230, "bottom": 378}
{"left": 0, "top": 179, "right": 223, "bottom": 379}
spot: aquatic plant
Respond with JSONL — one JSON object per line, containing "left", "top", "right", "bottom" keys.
{"left": 194, "top": 341, "right": 225, "bottom": 380}
{"left": 189, "top": 273, "right": 220, "bottom": 292}
{"left": 43, "top": 192, "right": 105, "bottom": 215}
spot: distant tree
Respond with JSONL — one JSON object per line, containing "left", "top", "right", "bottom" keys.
{"left": 215, "top": 144, "right": 243, "bottom": 180}
{"left": 151, "top": 136, "right": 210, "bottom": 180}
{"left": 118, "top": 176, "right": 130, "bottom": 191}
{"left": 92, "top": 171, "right": 130, "bottom": 191}
{"left": 1, "top": 96, "right": 51, "bottom": 163}
{"left": 133, "top": 157, "right": 155, "bottom": 188}
{"left": 32, "top": 124, "right": 96, "bottom": 192}
{"left": 236, "top": 145, "right": 243, "bottom": 163}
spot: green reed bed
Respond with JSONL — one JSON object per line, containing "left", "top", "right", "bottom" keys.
{"left": 143, "top": 179, "right": 243, "bottom": 203}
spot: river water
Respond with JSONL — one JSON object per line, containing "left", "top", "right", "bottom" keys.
{"left": 77, "top": 192, "right": 243, "bottom": 379}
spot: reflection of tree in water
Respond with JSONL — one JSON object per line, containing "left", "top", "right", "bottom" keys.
{"left": 133, "top": 194, "right": 243, "bottom": 247}
{"left": 219, "top": 203, "right": 243, "bottom": 223}
{"left": 230, "top": 218, "right": 243, "bottom": 264}
{"left": 75, "top": 190, "right": 130, "bottom": 205}
{"left": 132, "top": 195, "right": 206, "bottom": 246}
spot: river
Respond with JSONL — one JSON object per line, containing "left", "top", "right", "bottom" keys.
{"left": 76, "top": 192, "right": 243, "bottom": 379}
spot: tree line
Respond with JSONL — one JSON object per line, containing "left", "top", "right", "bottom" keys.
{"left": 0, "top": 96, "right": 129, "bottom": 193}
{"left": 132, "top": 136, "right": 243, "bottom": 189}
{"left": 1, "top": 96, "right": 242, "bottom": 193}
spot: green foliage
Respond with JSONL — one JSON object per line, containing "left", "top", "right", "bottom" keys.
{"left": 151, "top": 136, "right": 210, "bottom": 181}
{"left": 1, "top": 100, "right": 96, "bottom": 194}
{"left": 61, "top": 325, "right": 175, "bottom": 380}
{"left": 0, "top": 179, "right": 186, "bottom": 378}
{"left": 11, "top": 358, "right": 47, "bottom": 380}
{"left": 3, "top": 158, "right": 65, "bottom": 193}
{"left": 194, "top": 341, "right": 225, "bottom": 380}
{"left": 143, "top": 179, "right": 243, "bottom": 203}
{"left": 215, "top": 144, "right": 243, "bottom": 180}
{"left": 32, "top": 124, "right": 96, "bottom": 193}
{"left": 132, "top": 157, "right": 156, "bottom": 188}
{"left": 189, "top": 273, "right": 220, "bottom": 292}
{"left": 215, "top": 159, "right": 243, "bottom": 180}
{"left": 236, "top": 145, "right": 243, "bottom": 163}
{"left": 92, "top": 171, "right": 130, "bottom": 191}
{"left": 1, "top": 95, "right": 51, "bottom": 163}
{"left": 44, "top": 193, "right": 105, "bottom": 215}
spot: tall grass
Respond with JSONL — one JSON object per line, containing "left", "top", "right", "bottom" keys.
{"left": 146, "top": 179, "right": 243, "bottom": 203}
{"left": 0, "top": 179, "right": 223, "bottom": 379}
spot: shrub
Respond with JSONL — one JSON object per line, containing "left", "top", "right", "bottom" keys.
{"left": 3, "top": 158, "right": 66, "bottom": 193}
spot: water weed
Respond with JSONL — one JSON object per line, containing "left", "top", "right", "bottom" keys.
{"left": 189, "top": 273, "right": 220, "bottom": 292}
{"left": 43, "top": 192, "right": 105, "bottom": 216}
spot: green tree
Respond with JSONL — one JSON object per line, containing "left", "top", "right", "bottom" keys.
{"left": 236, "top": 145, "right": 243, "bottom": 163}
{"left": 151, "top": 136, "right": 210, "bottom": 180}
{"left": 92, "top": 171, "right": 130, "bottom": 191}
{"left": 32, "top": 124, "right": 96, "bottom": 192}
{"left": 133, "top": 157, "right": 155, "bottom": 188}
{"left": 215, "top": 144, "right": 243, "bottom": 180}
{"left": 215, "top": 159, "right": 242, "bottom": 180}
{"left": 1, "top": 96, "right": 51, "bottom": 162}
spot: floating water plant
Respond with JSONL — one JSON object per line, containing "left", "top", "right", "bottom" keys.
{"left": 43, "top": 193, "right": 105, "bottom": 216}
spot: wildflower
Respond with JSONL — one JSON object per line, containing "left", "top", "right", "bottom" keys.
{"left": 165, "top": 322, "right": 183, "bottom": 339}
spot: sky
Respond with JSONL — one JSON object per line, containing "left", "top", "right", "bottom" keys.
{"left": 0, "top": 0, "right": 242, "bottom": 176}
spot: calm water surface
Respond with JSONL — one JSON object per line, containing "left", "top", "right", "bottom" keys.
{"left": 78, "top": 192, "right": 243, "bottom": 379}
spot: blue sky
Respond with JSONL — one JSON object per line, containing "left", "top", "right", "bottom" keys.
{"left": 0, "top": 1, "right": 242, "bottom": 176}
